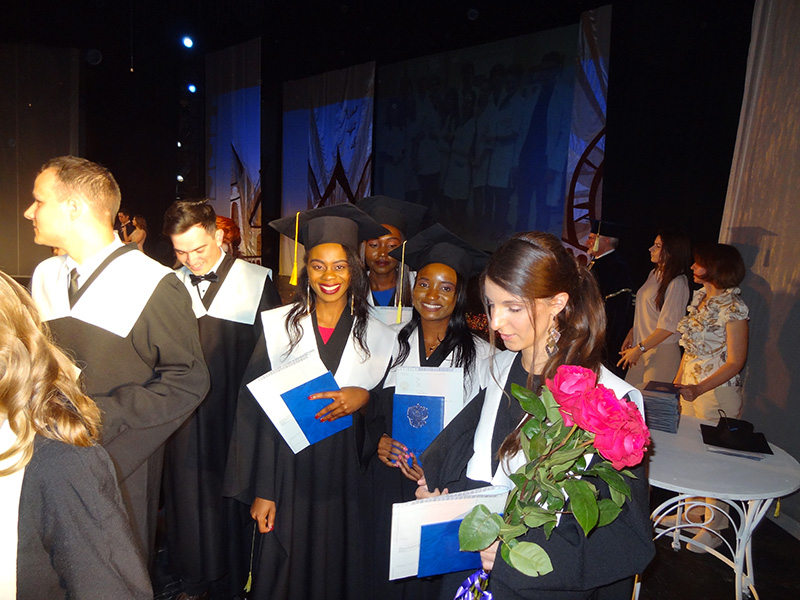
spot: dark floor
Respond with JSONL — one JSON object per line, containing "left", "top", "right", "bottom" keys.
{"left": 153, "top": 489, "right": 799, "bottom": 600}
{"left": 640, "top": 488, "right": 800, "bottom": 600}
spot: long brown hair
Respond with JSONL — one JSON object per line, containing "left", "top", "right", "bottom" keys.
{"left": 0, "top": 272, "right": 101, "bottom": 475}
{"left": 482, "top": 233, "right": 606, "bottom": 461}
{"left": 654, "top": 228, "right": 692, "bottom": 310}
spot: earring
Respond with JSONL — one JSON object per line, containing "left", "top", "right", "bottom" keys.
{"left": 545, "top": 316, "right": 561, "bottom": 358}
{"left": 350, "top": 293, "right": 354, "bottom": 316}
{"left": 306, "top": 281, "right": 311, "bottom": 314}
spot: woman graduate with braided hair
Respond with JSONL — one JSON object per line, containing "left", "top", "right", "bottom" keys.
{"left": 224, "top": 204, "right": 397, "bottom": 600}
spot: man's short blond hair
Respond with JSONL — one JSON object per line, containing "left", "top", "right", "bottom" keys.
{"left": 40, "top": 156, "right": 121, "bottom": 226}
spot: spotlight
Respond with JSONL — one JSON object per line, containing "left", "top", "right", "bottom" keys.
{"left": 182, "top": 37, "right": 194, "bottom": 48}
{"left": 177, "top": 141, "right": 182, "bottom": 148}
{"left": 188, "top": 84, "right": 197, "bottom": 93}
{"left": 177, "top": 174, "right": 185, "bottom": 182}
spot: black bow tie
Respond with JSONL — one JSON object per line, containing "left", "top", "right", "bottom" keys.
{"left": 189, "top": 271, "right": 219, "bottom": 286}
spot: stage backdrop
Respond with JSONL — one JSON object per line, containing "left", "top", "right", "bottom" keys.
{"left": 279, "top": 62, "right": 375, "bottom": 274}
{"left": 206, "top": 38, "right": 262, "bottom": 263}
{"left": 373, "top": 22, "right": 579, "bottom": 251}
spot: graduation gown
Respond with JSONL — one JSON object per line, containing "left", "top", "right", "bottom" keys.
{"left": 29, "top": 241, "right": 210, "bottom": 559}
{"left": 0, "top": 421, "right": 151, "bottom": 600}
{"left": 589, "top": 252, "right": 634, "bottom": 378}
{"left": 224, "top": 304, "right": 396, "bottom": 600}
{"left": 421, "top": 353, "right": 655, "bottom": 600}
{"left": 163, "top": 254, "right": 281, "bottom": 592}
{"left": 361, "top": 325, "right": 492, "bottom": 600}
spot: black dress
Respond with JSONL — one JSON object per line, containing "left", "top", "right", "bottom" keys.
{"left": 224, "top": 306, "right": 395, "bottom": 600}
{"left": 421, "top": 353, "right": 655, "bottom": 600}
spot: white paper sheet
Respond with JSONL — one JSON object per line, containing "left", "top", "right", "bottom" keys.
{"left": 246, "top": 351, "right": 328, "bottom": 453}
{"left": 395, "top": 366, "right": 464, "bottom": 425}
{"left": 388, "top": 485, "right": 509, "bottom": 580}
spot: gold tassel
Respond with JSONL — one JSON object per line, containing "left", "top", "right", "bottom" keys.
{"left": 289, "top": 211, "right": 300, "bottom": 286}
{"left": 243, "top": 523, "right": 257, "bottom": 593}
{"left": 396, "top": 240, "right": 407, "bottom": 324}
{"left": 774, "top": 498, "right": 781, "bottom": 518}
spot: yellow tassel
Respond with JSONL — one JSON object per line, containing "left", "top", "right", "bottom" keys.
{"left": 396, "top": 240, "right": 407, "bottom": 324}
{"left": 289, "top": 211, "right": 300, "bottom": 286}
{"left": 774, "top": 498, "right": 781, "bottom": 518}
{"left": 243, "top": 523, "right": 257, "bottom": 593}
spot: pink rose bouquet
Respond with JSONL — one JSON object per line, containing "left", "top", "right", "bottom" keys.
{"left": 459, "top": 364, "right": 651, "bottom": 585}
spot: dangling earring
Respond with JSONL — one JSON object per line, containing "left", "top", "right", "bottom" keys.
{"left": 545, "top": 316, "right": 561, "bottom": 358}
{"left": 350, "top": 292, "right": 354, "bottom": 316}
{"left": 306, "top": 280, "right": 311, "bottom": 314}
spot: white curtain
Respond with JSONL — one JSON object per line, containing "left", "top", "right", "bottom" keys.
{"left": 720, "top": 0, "right": 800, "bottom": 525}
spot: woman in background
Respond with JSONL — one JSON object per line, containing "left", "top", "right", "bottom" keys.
{"left": 618, "top": 229, "right": 691, "bottom": 389}
{"left": 130, "top": 215, "right": 147, "bottom": 252}
{"left": 673, "top": 243, "right": 749, "bottom": 552}
{"left": 0, "top": 271, "right": 151, "bottom": 599}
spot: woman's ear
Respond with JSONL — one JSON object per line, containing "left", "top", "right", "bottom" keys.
{"left": 550, "top": 292, "right": 569, "bottom": 316}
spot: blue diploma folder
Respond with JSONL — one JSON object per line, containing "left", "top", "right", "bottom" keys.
{"left": 280, "top": 372, "right": 351, "bottom": 447}
{"left": 392, "top": 394, "right": 444, "bottom": 463}
{"left": 418, "top": 519, "right": 481, "bottom": 577}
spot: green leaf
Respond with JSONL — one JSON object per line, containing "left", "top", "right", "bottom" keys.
{"left": 597, "top": 498, "right": 623, "bottom": 527}
{"left": 523, "top": 510, "right": 558, "bottom": 528}
{"left": 609, "top": 485, "right": 626, "bottom": 507}
{"left": 459, "top": 505, "right": 501, "bottom": 551}
{"left": 512, "top": 384, "right": 546, "bottom": 421}
{"left": 563, "top": 479, "right": 599, "bottom": 536}
{"left": 544, "top": 446, "right": 587, "bottom": 469}
{"left": 499, "top": 522, "right": 528, "bottom": 539}
{"left": 508, "top": 473, "right": 528, "bottom": 490}
{"left": 506, "top": 542, "right": 554, "bottom": 577}
{"left": 593, "top": 464, "right": 632, "bottom": 501}
{"left": 619, "top": 468, "right": 636, "bottom": 479}
{"left": 522, "top": 417, "right": 542, "bottom": 439}
{"left": 520, "top": 428, "right": 532, "bottom": 460}
{"left": 543, "top": 519, "right": 557, "bottom": 539}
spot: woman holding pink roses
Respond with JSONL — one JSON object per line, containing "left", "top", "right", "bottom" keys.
{"left": 419, "top": 232, "right": 655, "bottom": 600}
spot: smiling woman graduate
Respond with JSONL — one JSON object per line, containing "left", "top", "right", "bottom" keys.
{"left": 223, "top": 203, "right": 398, "bottom": 600}
{"left": 360, "top": 223, "right": 493, "bottom": 600}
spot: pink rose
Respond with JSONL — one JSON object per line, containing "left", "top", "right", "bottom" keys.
{"left": 546, "top": 366, "right": 598, "bottom": 426}
{"left": 569, "top": 385, "right": 627, "bottom": 434}
{"left": 593, "top": 403, "right": 651, "bottom": 469}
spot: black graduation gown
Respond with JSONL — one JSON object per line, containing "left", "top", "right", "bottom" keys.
{"left": 30, "top": 245, "right": 210, "bottom": 561}
{"left": 589, "top": 252, "right": 634, "bottom": 378}
{"left": 421, "top": 354, "right": 655, "bottom": 600}
{"left": 163, "top": 254, "right": 281, "bottom": 593}
{"left": 224, "top": 307, "right": 395, "bottom": 600}
{"left": 360, "top": 325, "right": 451, "bottom": 600}
{"left": 15, "top": 436, "right": 152, "bottom": 600}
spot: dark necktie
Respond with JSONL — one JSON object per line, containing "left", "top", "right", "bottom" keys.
{"left": 68, "top": 268, "right": 80, "bottom": 302}
{"left": 189, "top": 271, "right": 219, "bottom": 286}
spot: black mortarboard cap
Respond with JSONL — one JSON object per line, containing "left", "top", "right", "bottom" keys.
{"left": 590, "top": 219, "right": 627, "bottom": 239}
{"left": 389, "top": 223, "right": 488, "bottom": 280}
{"left": 356, "top": 195, "right": 427, "bottom": 238}
{"left": 269, "top": 203, "right": 389, "bottom": 250}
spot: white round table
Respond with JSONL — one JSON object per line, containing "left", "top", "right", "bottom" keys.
{"left": 648, "top": 415, "right": 800, "bottom": 600}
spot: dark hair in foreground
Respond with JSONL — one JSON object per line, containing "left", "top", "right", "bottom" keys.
{"left": 162, "top": 200, "right": 217, "bottom": 237}
{"left": 0, "top": 272, "right": 101, "bottom": 475}
{"left": 285, "top": 244, "right": 372, "bottom": 358}
{"left": 394, "top": 274, "right": 476, "bottom": 375}
{"left": 40, "top": 156, "right": 121, "bottom": 227}
{"left": 482, "top": 232, "right": 606, "bottom": 462}
{"left": 693, "top": 243, "right": 746, "bottom": 289}
{"left": 655, "top": 228, "right": 692, "bottom": 310}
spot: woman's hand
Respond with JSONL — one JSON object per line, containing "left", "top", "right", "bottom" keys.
{"left": 312, "top": 386, "right": 370, "bottom": 422}
{"left": 250, "top": 497, "right": 276, "bottom": 533}
{"left": 621, "top": 328, "right": 634, "bottom": 352}
{"left": 676, "top": 383, "right": 702, "bottom": 402}
{"left": 480, "top": 540, "right": 500, "bottom": 572}
{"left": 378, "top": 434, "right": 406, "bottom": 467}
{"left": 415, "top": 476, "right": 447, "bottom": 499}
{"left": 397, "top": 452, "right": 425, "bottom": 483}
{"left": 617, "top": 345, "right": 642, "bottom": 369}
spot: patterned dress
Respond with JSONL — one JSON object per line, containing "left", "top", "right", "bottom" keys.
{"left": 677, "top": 287, "right": 749, "bottom": 418}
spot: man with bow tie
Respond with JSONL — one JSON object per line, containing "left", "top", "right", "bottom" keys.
{"left": 163, "top": 200, "right": 281, "bottom": 600}
{"left": 26, "top": 156, "right": 210, "bottom": 569}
